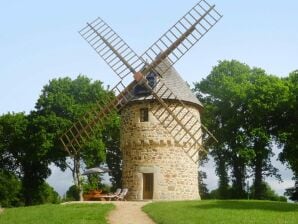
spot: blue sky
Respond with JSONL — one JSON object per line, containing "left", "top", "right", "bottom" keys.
{"left": 1, "top": 0, "right": 297, "bottom": 195}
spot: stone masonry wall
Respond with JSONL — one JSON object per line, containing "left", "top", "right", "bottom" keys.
{"left": 120, "top": 100, "right": 202, "bottom": 200}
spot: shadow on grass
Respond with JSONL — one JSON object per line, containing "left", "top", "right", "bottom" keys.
{"left": 192, "top": 200, "right": 298, "bottom": 212}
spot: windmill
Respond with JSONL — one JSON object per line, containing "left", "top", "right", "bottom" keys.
{"left": 60, "top": 0, "right": 222, "bottom": 200}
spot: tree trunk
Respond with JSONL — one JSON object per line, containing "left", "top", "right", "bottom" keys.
{"left": 253, "top": 140, "right": 266, "bottom": 199}
{"left": 253, "top": 154, "right": 263, "bottom": 199}
{"left": 231, "top": 155, "right": 246, "bottom": 198}
{"left": 73, "top": 156, "right": 83, "bottom": 201}
{"left": 216, "top": 154, "right": 230, "bottom": 199}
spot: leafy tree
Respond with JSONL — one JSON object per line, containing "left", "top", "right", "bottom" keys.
{"left": 0, "top": 75, "right": 122, "bottom": 205}
{"left": 195, "top": 60, "right": 287, "bottom": 199}
{"left": 242, "top": 69, "right": 288, "bottom": 199}
{"left": 276, "top": 70, "right": 298, "bottom": 179}
{"left": 195, "top": 60, "right": 253, "bottom": 198}
{"left": 0, "top": 112, "right": 62, "bottom": 205}
{"left": 34, "top": 75, "right": 119, "bottom": 200}
{"left": 0, "top": 113, "right": 28, "bottom": 175}
{"left": 104, "top": 117, "right": 122, "bottom": 191}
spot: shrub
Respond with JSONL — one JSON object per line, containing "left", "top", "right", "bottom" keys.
{"left": 0, "top": 170, "right": 23, "bottom": 207}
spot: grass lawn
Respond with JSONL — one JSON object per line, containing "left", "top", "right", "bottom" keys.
{"left": 0, "top": 203, "right": 114, "bottom": 224}
{"left": 143, "top": 200, "right": 298, "bottom": 224}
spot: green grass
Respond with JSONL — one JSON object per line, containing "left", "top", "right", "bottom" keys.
{"left": 143, "top": 200, "right": 298, "bottom": 224}
{"left": 0, "top": 203, "right": 114, "bottom": 224}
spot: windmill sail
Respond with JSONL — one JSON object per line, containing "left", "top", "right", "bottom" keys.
{"left": 142, "top": 0, "right": 222, "bottom": 76}
{"left": 79, "top": 17, "right": 145, "bottom": 80}
{"left": 60, "top": 0, "right": 222, "bottom": 161}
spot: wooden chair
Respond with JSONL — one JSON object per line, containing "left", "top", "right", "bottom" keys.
{"left": 110, "top": 188, "right": 121, "bottom": 196}
{"left": 114, "top": 188, "right": 128, "bottom": 201}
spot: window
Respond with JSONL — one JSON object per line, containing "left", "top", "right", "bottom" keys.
{"left": 140, "top": 108, "right": 149, "bottom": 122}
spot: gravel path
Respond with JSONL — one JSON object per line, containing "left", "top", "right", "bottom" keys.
{"left": 107, "top": 201, "right": 155, "bottom": 224}
{"left": 62, "top": 201, "right": 155, "bottom": 224}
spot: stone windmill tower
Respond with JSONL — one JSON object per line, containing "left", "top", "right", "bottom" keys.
{"left": 60, "top": 0, "right": 222, "bottom": 200}
{"left": 120, "top": 60, "right": 205, "bottom": 200}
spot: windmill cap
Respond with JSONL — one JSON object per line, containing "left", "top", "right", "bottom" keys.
{"left": 130, "top": 58, "right": 203, "bottom": 109}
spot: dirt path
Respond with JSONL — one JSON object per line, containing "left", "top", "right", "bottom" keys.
{"left": 62, "top": 201, "right": 155, "bottom": 224}
{"left": 107, "top": 201, "right": 155, "bottom": 224}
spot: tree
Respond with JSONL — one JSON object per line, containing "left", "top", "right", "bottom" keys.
{"left": 34, "top": 75, "right": 119, "bottom": 200}
{"left": 0, "top": 112, "right": 28, "bottom": 175}
{"left": 104, "top": 116, "right": 122, "bottom": 190}
{"left": 195, "top": 60, "right": 286, "bottom": 199}
{"left": 276, "top": 70, "right": 298, "bottom": 179}
{"left": 195, "top": 60, "right": 253, "bottom": 198}
{"left": 0, "top": 75, "right": 121, "bottom": 205}
{"left": 0, "top": 112, "right": 62, "bottom": 205}
{"left": 242, "top": 68, "right": 288, "bottom": 199}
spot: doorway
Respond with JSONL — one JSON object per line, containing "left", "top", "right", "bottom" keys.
{"left": 143, "top": 173, "right": 154, "bottom": 199}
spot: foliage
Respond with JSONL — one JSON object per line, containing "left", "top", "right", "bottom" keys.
{"left": 198, "top": 154, "right": 210, "bottom": 199}
{"left": 0, "top": 204, "right": 115, "bottom": 224}
{"left": 0, "top": 75, "right": 122, "bottom": 205}
{"left": 37, "top": 182, "right": 60, "bottom": 204}
{"left": 0, "top": 112, "right": 52, "bottom": 205}
{"left": 276, "top": 70, "right": 298, "bottom": 178}
{"left": 82, "top": 174, "right": 111, "bottom": 194}
{"left": 0, "top": 170, "right": 23, "bottom": 207}
{"left": 0, "top": 112, "right": 28, "bottom": 175}
{"left": 249, "top": 182, "right": 287, "bottom": 202}
{"left": 65, "top": 185, "right": 80, "bottom": 201}
{"left": 209, "top": 187, "right": 232, "bottom": 200}
{"left": 284, "top": 181, "right": 298, "bottom": 202}
{"left": 104, "top": 115, "right": 122, "bottom": 191}
{"left": 198, "top": 170, "right": 209, "bottom": 199}
{"left": 194, "top": 60, "right": 288, "bottom": 199}
{"left": 195, "top": 60, "right": 253, "bottom": 198}
{"left": 34, "top": 75, "right": 119, "bottom": 199}
{"left": 143, "top": 200, "right": 298, "bottom": 224}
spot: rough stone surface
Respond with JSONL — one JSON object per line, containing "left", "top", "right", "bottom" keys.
{"left": 120, "top": 100, "right": 201, "bottom": 200}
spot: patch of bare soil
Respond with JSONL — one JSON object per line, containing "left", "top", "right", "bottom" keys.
{"left": 107, "top": 201, "right": 155, "bottom": 224}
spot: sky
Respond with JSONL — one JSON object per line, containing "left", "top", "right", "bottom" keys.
{"left": 1, "top": 0, "right": 297, "bottom": 196}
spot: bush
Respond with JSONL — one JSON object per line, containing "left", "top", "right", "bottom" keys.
{"left": 284, "top": 181, "right": 298, "bottom": 202}
{"left": 0, "top": 170, "right": 23, "bottom": 207}
{"left": 65, "top": 185, "right": 80, "bottom": 201}
{"left": 250, "top": 182, "right": 287, "bottom": 202}
{"left": 38, "top": 182, "right": 61, "bottom": 204}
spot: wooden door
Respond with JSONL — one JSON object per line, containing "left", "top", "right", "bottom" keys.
{"left": 143, "top": 173, "right": 154, "bottom": 199}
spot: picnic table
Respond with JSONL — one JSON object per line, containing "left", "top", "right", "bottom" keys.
{"left": 83, "top": 190, "right": 115, "bottom": 201}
